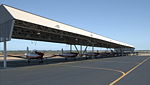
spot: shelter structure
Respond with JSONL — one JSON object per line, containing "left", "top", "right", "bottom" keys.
{"left": 0, "top": 4, "right": 134, "bottom": 68}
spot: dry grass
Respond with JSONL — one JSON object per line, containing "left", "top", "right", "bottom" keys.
{"left": 138, "top": 53, "right": 150, "bottom": 56}
{"left": 0, "top": 50, "right": 62, "bottom": 61}
{"left": 0, "top": 50, "right": 150, "bottom": 61}
{"left": 0, "top": 51, "right": 60, "bottom": 56}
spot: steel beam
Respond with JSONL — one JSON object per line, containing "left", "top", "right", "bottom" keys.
{"left": 80, "top": 45, "right": 82, "bottom": 54}
{"left": 83, "top": 46, "right": 88, "bottom": 54}
{"left": 70, "top": 45, "right": 72, "bottom": 52}
{"left": 74, "top": 45, "right": 79, "bottom": 54}
{"left": 3, "top": 41, "right": 7, "bottom": 68}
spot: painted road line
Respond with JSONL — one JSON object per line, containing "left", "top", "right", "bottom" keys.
{"left": 109, "top": 57, "right": 150, "bottom": 85}
{"left": 99, "top": 61, "right": 140, "bottom": 64}
{"left": 61, "top": 64, "right": 125, "bottom": 75}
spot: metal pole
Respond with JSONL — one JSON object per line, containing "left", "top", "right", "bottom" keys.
{"left": 92, "top": 46, "right": 94, "bottom": 53}
{"left": 70, "top": 45, "right": 72, "bottom": 52}
{"left": 3, "top": 41, "right": 7, "bottom": 68}
{"left": 61, "top": 48, "right": 64, "bottom": 54}
{"left": 92, "top": 46, "right": 94, "bottom": 58}
{"left": 80, "top": 45, "right": 82, "bottom": 54}
{"left": 80, "top": 45, "right": 82, "bottom": 57}
{"left": 121, "top": 48, "right": 123, "bottom": 56}
{"left": 27, "top": 46, "right": 29, "bottom": 54}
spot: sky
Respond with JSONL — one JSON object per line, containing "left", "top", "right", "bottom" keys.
{"left": 0, "top": 0, "right": 150, "bottom": 51}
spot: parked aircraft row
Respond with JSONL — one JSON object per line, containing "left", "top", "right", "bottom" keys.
{"left": 14, "top": 50, "right": 135, "bottom": 63}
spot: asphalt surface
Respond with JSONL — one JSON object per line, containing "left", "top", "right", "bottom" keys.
{"left": 0, "top": 56, "right": 150, "bottom": 85}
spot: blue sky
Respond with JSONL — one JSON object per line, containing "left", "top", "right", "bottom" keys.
{"left": 0, "top": 0, "right": 150, "bottom": 50}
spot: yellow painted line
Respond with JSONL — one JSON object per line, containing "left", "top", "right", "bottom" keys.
{"left": 109, "top": 57, "right": 150, "bottom": 85}
{"left": 61, "top": 65, "right": 125, "bottom": 75}
{"left": 99, "top": 61, "right": 139, "bottom": 64}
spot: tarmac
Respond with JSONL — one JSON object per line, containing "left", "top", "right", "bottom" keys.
{"left": 0, "top": 56, "right": 150, "bottom": 85}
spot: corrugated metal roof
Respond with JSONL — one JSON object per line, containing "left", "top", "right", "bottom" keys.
{"left": 1, "top": 4, "right": 134, "bottom": 48}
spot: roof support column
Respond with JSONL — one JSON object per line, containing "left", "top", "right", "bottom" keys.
{"left": 92, "top": 45, "right": 94, "bottom": 58}
{"left": 121, "top": 48, "right": 124, "bottom": 56}
{"left": 92, "top": 46, "right": 94, "bottom": 53}
{"left": 3, "top": 40, "right": 7, "bottom": 68}
{"left": 61, "top": 48, "right": 64, "bottom": 54}
{"left": 70, "top": 45, "right": 72, "bottom": 52}
{"left": 80, "top": 45, "right": 82, "bottom": 57}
